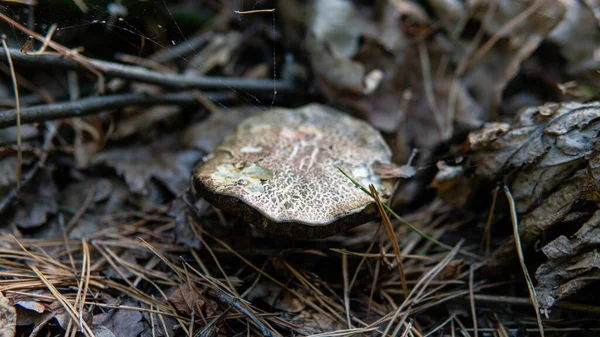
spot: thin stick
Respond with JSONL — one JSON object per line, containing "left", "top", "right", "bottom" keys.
{"left": 366, "top": 255, "right": 380, "bottom": 321}
{"left": 469, "top": 264, "right": 478, "bottom": 337}
{"left": 1, "top": 36, "right": 22, "bottom": 188}
{"left": 234, "top": 9, "right": 275, "bottom": 15}
{"left": 482, "top": 186, "right": 499, "bottom": 255}
{"left": 0, "top": 47, "right": 295, "bottom": 93}
{"left": 342, "top": 253, "right": 352, "bottom": 329}
{"left": 338, "top": 167, "right": 482, "bottom": 260}
{"left": 0, "top": 91, "right": 229, "bottom": 129}
{"left": 504, "top": 185, "right": 545, "bottom": 337}
{"left": 369, "top": 184, "right": 408, "bottom": 298}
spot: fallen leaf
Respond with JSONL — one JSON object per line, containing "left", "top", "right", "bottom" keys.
{"left": 0, "top": 292, "right": 16, "bottom": 337}
{"left": 93, "top": 136, "right": 202, "bottom": 195}
{"left": 93, "top": 303, "right": 144, "bottom": 337}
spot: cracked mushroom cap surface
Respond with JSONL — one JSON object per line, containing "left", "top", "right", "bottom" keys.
{"left": 193, "top": 103, "right": 394, "bottom": 239}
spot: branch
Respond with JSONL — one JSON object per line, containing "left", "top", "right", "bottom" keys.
{"left": 0, "top": 91, "right": 230, "bottom": 128}
{"left": 0, "top": 48, "right": 296, "bottom": 93}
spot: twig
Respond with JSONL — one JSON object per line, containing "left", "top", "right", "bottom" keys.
{"left": 469, "top": 265, "right": 478, "bottom": 337}
{"left": 0, "top": 91, "right": 230, "bottom": 128}
{"left": 0, "top": 48, "right": 296, "bottom": 93}
{"left": 342, "top": 253, "right": 352, "bottom": 329}
{"left": 210, "top": 289, "right": 278, "bottom": 337}
{"left": 482, "top": 186, "right": 499, "bottom": 255}
{"left": 504, "top": 185, "right": 545, "bottom": 337}
{"left": 2, "top": 36, "right": 22, "bottom": 188}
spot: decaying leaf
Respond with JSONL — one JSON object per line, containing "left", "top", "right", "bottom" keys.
{"left": 168, "top": 284, "right": 217, "bottom": 317}
{"left": 0, "top": 292, "right": 16, "bottom": 337}
{"left": 13, "top": 169, "right": 58, "bottom": 229}
{"left": 534, "top": 208, "right": 600, "bottom": 309}
{"left": 93, "top": 137, "right": 202, "bottom": 196}
{"left": 435, "top": 101, "right": 600, "bottom": 309}
{"left": 93, "top": 303, "right": 145, "bottom": 337}
{"left": 468, "top": 102, "right": 600, "bottom": 212}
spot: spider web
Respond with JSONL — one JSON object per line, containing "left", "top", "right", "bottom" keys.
{"left": 0, "top": 0, "right": 279, "bottom": 111}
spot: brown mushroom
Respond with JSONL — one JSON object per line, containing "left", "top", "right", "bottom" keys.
{"left": 192, "top": 104, "right": 395, "bottom": 239}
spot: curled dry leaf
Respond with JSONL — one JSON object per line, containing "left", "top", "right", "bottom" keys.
{"left": 438, "top": 101, "right": 600, "bottom": 308}
{"left": 534, "top": 149, "right": 600, "bottom": 309}
{"left": 468, "top": 102, "right": 600, "bottom": 212}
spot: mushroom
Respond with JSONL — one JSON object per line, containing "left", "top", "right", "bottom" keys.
{"left": 192, "top": 104, "right": 395, "bottom": 239}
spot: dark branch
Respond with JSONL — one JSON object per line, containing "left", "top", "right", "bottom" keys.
{"left": 0, "top": 91, "right": 230, "bottom": 128}
{"left": 0, "top": 48, "right": 296, "bottom": 93}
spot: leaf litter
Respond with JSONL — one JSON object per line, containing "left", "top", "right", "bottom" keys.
{"left": 0, "top": 1, "right": 598, "bottom": 336}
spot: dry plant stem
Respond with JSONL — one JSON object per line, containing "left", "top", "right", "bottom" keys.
{"left": 142, "top": 237, "right": 275, "bottom": 336}
{"left": 369, "top": 184, "right": 408, "bottom": 298}
{"left": 347, "top": 224, "right": 382, "bottom": 291}
{"left": 482, "top": 186, "right": 499, "bottom": 255}
{"left": 0, "top": 91, "right": 229, "bottom": 128}
{"left": 504, "top": 185, "right": 545, "bottom": 337}
{"left": 342, "top": 253, "right": 352, "bottom": 329}
{"left": 338, "top": 168, "right": 481, "bottom": 260}
{"left": 211, "top": 289, "right": 278, "bottom": 337}
{"left": 1, "top": 37, "right": 22, "bottom": 188}
{"left": 472, "top": 294, "right": 600, "bottom": 313}
{"left": 424, "top": 314, "right": 456, "bottom": 337}
{"left": 0, "top": 47, "right": 296, "bottom": 93}
{"left": 196, "top": 225, "right": 378, "bottom": 332}
{"left": 0, "top": 13, "right": 102, "bottom": 77}
{"left": 469, "top": 265, "right": 478, "bottom": 337}
{"left": 30, "top": 265, "right": 95, "bottom": 336}
{"left": 366, "top": 255, "right": 380, "bottom": 321}
{"left": 378, "top": 242, "right": 463, "bottom": 336}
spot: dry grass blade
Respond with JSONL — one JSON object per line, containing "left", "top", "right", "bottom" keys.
{"left": 0, "top": 12, "right": 102, "bottom": 77}
{"left": 469, "top": 264, "right": 478, "bottom": 337}
{"left": 338, "top": 167, "right": 481, "bottom": 260}
{"left": 1, "top": 35, "right": 22, "bottom": 189}
{"left": 503, "top": 185, "right": 545, "bottom": 337}
{"left": 341, "top": 253, "right": 352, "bottom": 329}
{"left": 482, "top": 186, "right": 499, "bottom": 255}
{"left": 30, "top": 265, "right": 95, "bottom": 337}
{"left": 307, "top": 326, "right": 378, "bottom": 337}
{"left": 378, "top": 241, "right": 464, "bottom": 336}
{"left": 369, "top": 183, "right": 408, "bottom": 298}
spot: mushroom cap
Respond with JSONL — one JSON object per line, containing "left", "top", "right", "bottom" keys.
{"left": 193, "top": 103, "right": 394, "bottom": 238}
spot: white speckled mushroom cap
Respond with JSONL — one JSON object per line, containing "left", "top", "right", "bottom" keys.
{"left": 193, "top": 103, "right": 394, "bottom": 238}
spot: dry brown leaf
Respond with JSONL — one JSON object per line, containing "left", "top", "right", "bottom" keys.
{"left": 93, "top": 137, "right": 202, "bottom": 195}
{"left": 468, "top": 102, "right": 600, "bottom": 212}
{"left": 168, "top": 284, "right": 217, "bottom": 317}
{"left": 0, "top": 292, "right": 16, "bottom": 337}
{"left": 93, "top": 303, "right": 145, "bottom": 337}
{"left": 536, "top": 245, "right": 600, "bottom": 309}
